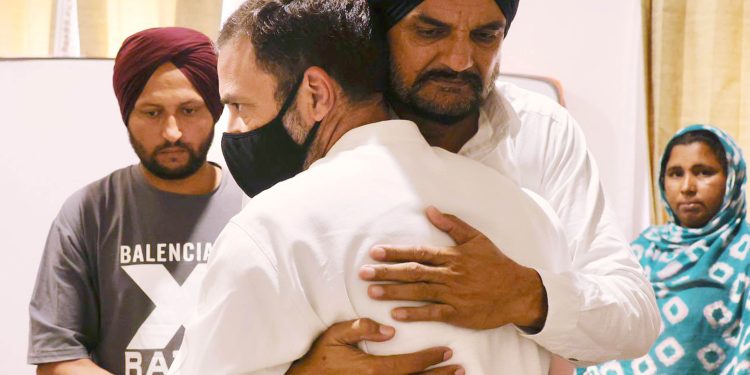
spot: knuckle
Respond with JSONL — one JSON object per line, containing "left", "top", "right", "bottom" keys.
{"left": 376, "top": 265, "right": 389, "bottom": 278}
{"left": 415, "top": 246, "right": 430, "bottom": 261}
{"left": 418, "top": 282, "right": 434, "bottom": 299}
{"left": 406, "top": 262, "right": 422, "bottom": 281}
{"left": 435, "top": 306, "right": 453, "bottom": 320}
{"left": 431, "top": 308, "right": 444, "bottom": 320}
{"left": 355, "top": 318, "right": 377, "bottom": 333}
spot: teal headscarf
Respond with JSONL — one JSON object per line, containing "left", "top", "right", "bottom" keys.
{"left": 580, "top": 125, "right": 750, "bottom": 374}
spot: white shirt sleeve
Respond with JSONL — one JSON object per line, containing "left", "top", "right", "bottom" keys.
{"left": 170, "top": 222, "right": 326, "bottom": 375}
{"left": 513, "top": 106, "right": 660, "bottom": 365}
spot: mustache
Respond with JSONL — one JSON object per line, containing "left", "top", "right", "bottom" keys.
{"left": 154, "top": 141, "right": 190, "bottom": 153}
{"left": 413, "top": 69, "right": 484, "bottom": 91}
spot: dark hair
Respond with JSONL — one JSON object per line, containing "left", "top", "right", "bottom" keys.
{"left": 659, "top": 129, "right": 728, "bottom": 188}
{"left": 218, "top": 0, "right": 388, "bottom": 103}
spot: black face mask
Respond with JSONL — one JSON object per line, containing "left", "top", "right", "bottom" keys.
{"left": 221, "top": 80, "right": 321, "bottom": 197}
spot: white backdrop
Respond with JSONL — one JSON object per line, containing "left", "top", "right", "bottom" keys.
{"left": 501, "top": 0, "right": 651, "bottom": 239}
{"left": 1, "top": 1, "right": 649, "bottom": 373}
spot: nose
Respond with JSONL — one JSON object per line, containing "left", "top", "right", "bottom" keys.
{"left": 680, "top": 174, "right": 697, "bottom": 195}
{"left": 442, "top": 34, "right": 474, "bottom": 73}
{"left": 226, "top": 110, "right": 247, "bottom": 134}
{"left": 162, "top": 115, "right": 182, "bottom": 143}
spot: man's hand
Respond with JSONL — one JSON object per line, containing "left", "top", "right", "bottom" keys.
{"left": 286, "top": 318, "right": 463, "bottom": 375}
{"left": 360, "top": 206, "right": 548, "bottom": 331}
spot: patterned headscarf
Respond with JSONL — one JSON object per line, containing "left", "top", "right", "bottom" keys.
{"left": 113, "top": 27, "right": 223, "bottom": 126}
{"left": 580, "top": 124, "right": 750, "bottom": 374}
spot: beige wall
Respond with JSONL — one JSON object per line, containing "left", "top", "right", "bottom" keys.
{"left": 0, "top": 0, "right": 55, "bottom": 57}
{"left": 1, "top": 0, "right": 222, "bottom": 58}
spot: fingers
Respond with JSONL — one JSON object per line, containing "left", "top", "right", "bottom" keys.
{"left": 416, "top": 365, "right": 465, "bottom": 375}
{"left": 368, "top": 245, "right": 451, "bottom": 266}
{"left": 391, "top": 304, "right": 456, "bottom": 323}
{"left": 360, "top": 262, "right": 448, "bottom": 283}
{"left": 322, "top": 318, "right": 396, "bottom": 345}
{"left": 425, "top": 206, "right": 455, "bottom": 232}
{"left": 425, "top": 206, "right": 479, "bottom": 245}
{"left": 372, "top": 346, "right": 455, "bottom": 374}
{"left": 368, "top": 282, "right": 449, "bottom": 303}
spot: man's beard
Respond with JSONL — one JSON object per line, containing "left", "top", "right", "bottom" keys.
{"left": 282, "top": 104, "right": 322, "bottom": 169}
{"left": 386, "top": 62, "right": 498, "bottom": 125}
{"left": 129, "top": 130, "right": 213, "bottom": 180}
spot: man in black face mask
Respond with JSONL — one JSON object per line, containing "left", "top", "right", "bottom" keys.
{"left": 172, "top": 1, "right": 576, "bottom": 374}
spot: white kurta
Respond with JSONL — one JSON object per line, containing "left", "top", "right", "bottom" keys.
{"left": 468, "top": 82, "right": 660, "bottom": 365}
{"left": 171, "top": 120, "right": 573, "bottom": 374}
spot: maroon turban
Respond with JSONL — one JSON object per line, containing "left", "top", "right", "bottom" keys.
{"left": 113, "top": 27, "right": 223, "bottom": 125}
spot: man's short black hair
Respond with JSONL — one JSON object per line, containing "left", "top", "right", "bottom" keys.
{"left": 219, "top": 0, "right": 388, "bottom": 103}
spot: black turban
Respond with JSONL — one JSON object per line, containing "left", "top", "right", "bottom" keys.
{"left": 113, "top": 27, "right": 223, "bottom": 126}
{"left": 370, "top": 0, "right": 519, "bottom": 35}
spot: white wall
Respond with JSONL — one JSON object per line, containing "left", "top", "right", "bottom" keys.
{"left": 502, "top": 0, "right": 651, "bottom": 239}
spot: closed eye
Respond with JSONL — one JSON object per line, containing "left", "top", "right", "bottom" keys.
{"left": 667, "top": 168, "right": 684, "bottom": 178}
{"left": 416, "top": 26, "right": 449, "bottom": 40}
{"left": 471, "top": 29, "right": 502, "bottom": 44}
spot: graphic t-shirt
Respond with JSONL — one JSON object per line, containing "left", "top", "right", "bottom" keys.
{"left": 28, "top": 164, "right": 243, "bottom": 375}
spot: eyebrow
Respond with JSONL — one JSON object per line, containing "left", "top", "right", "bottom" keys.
{"left": 415, "top": 14, "right": 450, "bottom": 28}
{"left": 220, "top": 95, "right": 238, "bottom": 105}
{"left": 414, "top": 14, "right": 506, "bottom": 31}
{"left": 691, "top": 164, "right": 719, "bottom": 170}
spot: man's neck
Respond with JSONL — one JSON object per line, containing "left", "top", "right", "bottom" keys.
{"left": 393, "top": 105, "right": 480, "bottom": 154}
{"left": 140, "top": 162, "right": 221, "bottom": 195}
{"left": 305, "top": 97, "right": 392, "bottom": 168}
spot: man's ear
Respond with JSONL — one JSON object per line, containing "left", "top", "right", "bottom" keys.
{"left": 300, "top": 66, "right": 336, "bottom": 122}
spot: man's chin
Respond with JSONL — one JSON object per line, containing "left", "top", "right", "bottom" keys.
{"left": 411, "top": 101, "right": 478, "bottom": 125}
{"left": 143, "top": 161, "right": 203, "bottom": 180}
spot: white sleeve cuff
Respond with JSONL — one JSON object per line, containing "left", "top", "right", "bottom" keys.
{"left": 517, "top": 268, "right": 588, "bottom": 364}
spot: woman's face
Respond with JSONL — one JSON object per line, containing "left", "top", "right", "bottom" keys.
{"left": 664, "top": 142, "right": 727, "bottom": 228}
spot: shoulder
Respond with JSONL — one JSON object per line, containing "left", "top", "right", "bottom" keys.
{"left": 212, "top": 163, "right": 244, "bottom": 198}
{"left": 227, "top": 162, "right": 349, "bottom": 239}
{"left": 497, "top": 82, "right": 586, "bottom": 155}
{"left": 55, "top": 166, "right": 135, "bottom": 225}
{"left": 496, "top": 81, "right": 582, "bottom": 145}
{"left": 496, "top": 81, "right": 571, "bottom": 123}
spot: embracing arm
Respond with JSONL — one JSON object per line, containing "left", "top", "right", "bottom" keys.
{"left": 286, "top": 318, "right": 461, "bottom": 375}
{"left": 513, "top": 108, "right": 660, "bottom": 364}
{"left": 357, "top": 108, "right": 660, "bottom": 366}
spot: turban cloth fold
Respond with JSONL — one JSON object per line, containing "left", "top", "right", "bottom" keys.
{"left": 113, "top": 27, "right": 223, "bottom": 125}
{"left": 370, "top": 0, "right": 519, "bottom": 35}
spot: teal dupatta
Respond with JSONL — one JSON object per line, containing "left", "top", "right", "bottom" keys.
{"left": 580, "top": 125, "right": 750, "bottom": 374}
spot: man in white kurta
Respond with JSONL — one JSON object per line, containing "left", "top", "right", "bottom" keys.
{"left": 173, "top": 0, "right": 661, "bottom": 373}
{"left": 455, "top": 80, "right": 660, "bottom": 364}
{"left": 174, "top": 119, "right": 570, "bottom": 374}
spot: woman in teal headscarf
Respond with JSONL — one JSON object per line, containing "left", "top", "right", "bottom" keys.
{"left": 579, "top": 124, "right": 750, "bottom": 374}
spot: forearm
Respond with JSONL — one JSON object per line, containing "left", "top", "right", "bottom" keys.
{"left": 37, "top": 359, "right": 112, "bottom": 375}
